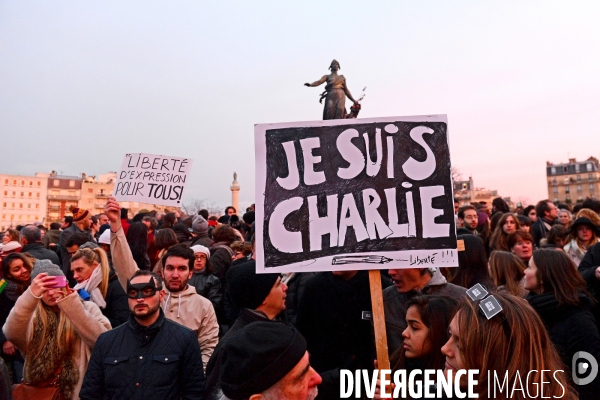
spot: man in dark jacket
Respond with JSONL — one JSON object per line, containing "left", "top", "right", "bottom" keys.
{"left": 80, "top": 270, "right": 204, "bottom": 400}
{"left": 20, "top": 225, "right": 60, "bottom": 264}
{"left": 383, "top": 267, "right": 466, "bottom": 357}
{"left": 59, "top": 207, "right": 93, "bottom": 274}
{"left": 42, "top": 222, "right": 61, "bottom": 249}
{"left": 531, "top": 200, "right": 558, "bottom": 247}
{"left": 296, "top": 270, "right": 392, "bottom": 400}
{"left": 205, "top": 260, "right": 285, "bottom": 399}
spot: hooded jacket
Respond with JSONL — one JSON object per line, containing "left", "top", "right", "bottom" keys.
{"left": 111, "top": 226, "right": 219, "bottom": 370}
{"left": 383, "top": 269, "right": 466, "bottom": 356}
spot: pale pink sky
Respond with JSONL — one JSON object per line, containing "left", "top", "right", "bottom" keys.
{"left": 1, "top": 1, "right": 599, "bottom": 209}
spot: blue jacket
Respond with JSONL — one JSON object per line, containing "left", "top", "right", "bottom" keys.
{"left": 80, "top": 309, "right": 205, "bottom": 400}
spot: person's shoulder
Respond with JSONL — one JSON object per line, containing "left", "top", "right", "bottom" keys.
{"left": 383, "top": 285, "right": 401, "bottom": 300}
{"left": 97, "top": 322, "right": 129, "bottom": 341}
{"left": 163, "top": 318, "right": 197, "bottom": 339}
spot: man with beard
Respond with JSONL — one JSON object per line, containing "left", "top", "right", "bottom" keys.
{"left": 104, "top": 197, "right": 219, "bottom": 371}
{"left": 80, "top": 271, "right": 205, "bottom": 399}
{"left": 219, "top": 322, "right": 321, "bottom": 400}
{"left": 457, "top": 205, "right": 479, "bottom": 235}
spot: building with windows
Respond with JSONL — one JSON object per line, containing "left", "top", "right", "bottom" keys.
{"left": 1, "top": 170, "right": 182, "bottom": 227}
{"left": 546, "top": 157, "right": 600, "bottom": 204}
{"left": 0, "top": 173, "right": 49, "bottom": 230}
{"left": 46, "top": 171, "right": 83, "bottom": 222}
{"left": 79, "top": 172, "right": 179, "bottom": 218}
{"left": 453, "top": 176, "right": 511, "bottom": 208}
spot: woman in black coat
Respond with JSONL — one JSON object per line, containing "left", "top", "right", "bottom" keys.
{"left": 188, "top": 245, "right": 223, "bottom": 316}
{"left": 525, "top": 248, "right": 600, "bottom": 400}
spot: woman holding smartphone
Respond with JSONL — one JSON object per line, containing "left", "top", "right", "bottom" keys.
{"left": 3, "top": 259, "right": 110, "bottom": 400}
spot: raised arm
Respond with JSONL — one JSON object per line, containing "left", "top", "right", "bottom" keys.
{"left": 304, "top": 74, "right": 328, "bottom": 87}
{"left": 105, "top": 197, "right": 140, "bottom": 290}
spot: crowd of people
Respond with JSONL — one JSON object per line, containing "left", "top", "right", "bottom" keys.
{"left": 1, "top": 196, "right": 600, "bottom": 399}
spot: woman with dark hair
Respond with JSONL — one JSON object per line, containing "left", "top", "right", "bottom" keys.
{"left": 525, "top": 249, "right": 600, "bottom": 399}
{"left": 508, "top": 230, "right": 533, "bottom": 264}
{"left": 209, "top": 225, "right": 237, "bottom": 282}
{"left": 375, "top": 296, "right": 458, "bottom": 398}
{"left": 0, "top": 253, "right": 33, "bottom": 383}
{"left": 151, "top": 228, "right": 178, "bottom": 276}
{"left": 543, "top": 224, "right": 568, "bottom": 249}
{"left": 523, "top": 205, "right": 538, "bottom": 223}
{"left": 489, "top": 213, "right": 521, "bottom": 251}
{"left": 393, "top": 295, "right": 458, "bottom": 371}
{"left": 516, "top": 215, "right": 532, "bottom": 233}
{"left": 125, "top": 221, "right": 150, "bottom": 270}
{"left": 441, "top": 291, "right": 577, "bottom": 399}
{"left": 488, "top": 251, "right": 528, "bottom": 297}
{"left": 491, "top": 197, "right": 510, "bottom": 217}
{"left": 564, "top": 217, "right": 599, "bottom": 267}
{"left": 449, "top": 234, "right": 493, "bottom": 289}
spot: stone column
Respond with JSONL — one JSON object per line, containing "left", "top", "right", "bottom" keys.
{"left": 230, "top": 172, "right": 240, "bottom": 215}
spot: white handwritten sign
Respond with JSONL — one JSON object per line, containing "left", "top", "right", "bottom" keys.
{"left": 254, "top": 115, "right": 457, "bottom": 273}
{"left": 113, "top": 153, "right": 193, "bottom": 207}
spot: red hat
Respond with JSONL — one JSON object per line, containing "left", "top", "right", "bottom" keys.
{"left": 70, "top": 206, "right": 90, "bottom": 222}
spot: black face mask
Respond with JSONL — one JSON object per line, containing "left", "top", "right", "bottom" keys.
{"left": 126, "top": 276, "right": 162, "bottom": 299}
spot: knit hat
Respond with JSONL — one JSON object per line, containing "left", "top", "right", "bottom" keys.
{"left": 220, "top": 321, "right": 307, "bottom": 400}
{"left": 31, "top": 259, "right": 65, "bottom": 281}
{"left": 69, "top": 206, "right": 90, "bottom": 222}
{"left": 217, "top": 215, "right": 230, "bottom": 224}
{"left": 226, "top": 260, "right": 279, "bottom": 309}
{"left": 190, "top": 244, "right": 210, "bottom": 258}
{"left": 98, "top": 229, "right": 111, "bottom": 245}
{"left": 80, "top": 241, "right": 99, "bottom": 250}
{"left": 192, "top": 215, "right": 209, "bottom": 236}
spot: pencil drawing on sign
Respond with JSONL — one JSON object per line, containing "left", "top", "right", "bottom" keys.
{"left": 254, "top": 115, "right": 457, "bottom": 273}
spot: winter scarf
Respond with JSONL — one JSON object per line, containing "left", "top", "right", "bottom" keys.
{"left": 73, "top": 266, "right": 106, "bottom": 309}
{"left": 24, "top": 306, "right": 79, "bottom": 399}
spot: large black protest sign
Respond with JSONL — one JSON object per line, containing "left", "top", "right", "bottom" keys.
{"left": 255, "top": 115, "right": 457, "bottom": 273}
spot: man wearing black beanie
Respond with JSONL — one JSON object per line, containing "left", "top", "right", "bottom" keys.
{"left": 205, "top": 260, "right": 287, "bottom": 398}
{"left": 219, "top": 322, "right": 321, "bottom": 400}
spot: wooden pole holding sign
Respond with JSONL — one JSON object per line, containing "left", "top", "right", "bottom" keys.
{"left": 369, "top": 239, "right": 465, "bottom": 371}
{"left": 369, "top": 269, "right": 390, "bottom": 370}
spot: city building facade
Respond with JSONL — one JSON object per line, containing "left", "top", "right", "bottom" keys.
{"left": 546, "top": 157, "right": 600, "bottom": 204}
{"left": 453, "top": 176, "right": 511, "bottom": 209}
{"left": 0, "top": 172, "right": 49, "bottom": 230}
